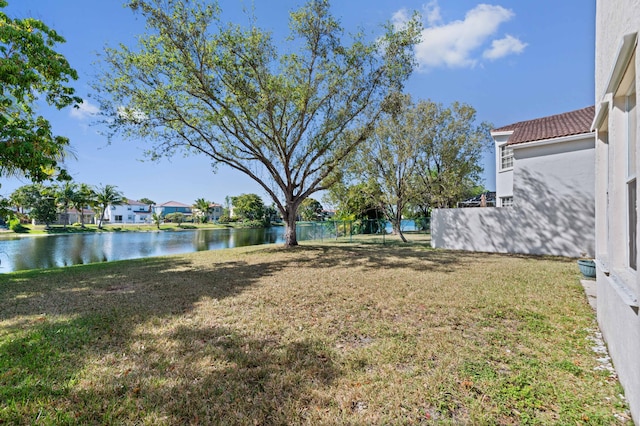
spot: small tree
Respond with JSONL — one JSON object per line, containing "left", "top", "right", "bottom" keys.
{"left": 193, "top": 198, "right": 211, "bottom": 223}
{"left": 151, "top": 211, "right": 162, "bottom": 229}
{"left": 164, "top": 212, "right": 185, "bottom": 227}
{"left": 347, "top": 93, "right": 423, "bottom": 241}
{"left": 299, "top": 198, "right": 323, "bottom": 221}
{"left": 324, "top": 181, "right": 382, "bottom": 221}
{"left": 231, "top": 194, "right": 266, "bottom": 222}
{"left": 21, "top": 184, "right": 57, "bottom": 229}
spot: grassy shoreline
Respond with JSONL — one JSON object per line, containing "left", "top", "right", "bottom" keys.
{"left": 0, "top": 221, "right": 282, "bottom": 238}
{"left": 0, "top": 239, "right": 630, "bottom": 424}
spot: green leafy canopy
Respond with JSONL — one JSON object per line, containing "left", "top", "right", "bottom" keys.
{"left": 0, "top": 0, "right": 82, "bottom": 181}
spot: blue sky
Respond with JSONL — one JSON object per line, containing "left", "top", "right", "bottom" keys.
{"left": 2, "top": 0, "right": 595, "bottom": 206}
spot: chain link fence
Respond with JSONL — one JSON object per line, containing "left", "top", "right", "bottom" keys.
{"left": 296, "top": 218, "right": 430, "bottom": 243}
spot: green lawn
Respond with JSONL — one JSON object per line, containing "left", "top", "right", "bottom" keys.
{"left": 0, "top": 238, "right": 630, "bottom": 424}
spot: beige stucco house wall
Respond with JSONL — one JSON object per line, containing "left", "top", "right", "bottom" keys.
{"left": 593, "top": 1, "right": 640, "bottom": 422}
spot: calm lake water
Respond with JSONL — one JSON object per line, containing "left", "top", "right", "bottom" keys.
{"left": 0, "top": 227, "right": 287, "bottom": 273}
{"left": 0, "top": 220, "right": 420, "bottom": 273}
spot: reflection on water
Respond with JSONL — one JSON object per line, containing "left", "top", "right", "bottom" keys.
{"left": 0, "top": 227, "right": 286, "bottom": 273}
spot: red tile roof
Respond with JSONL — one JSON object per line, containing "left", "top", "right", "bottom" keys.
{"left": 493, "top": 106, "right": 595, "bottom": 146}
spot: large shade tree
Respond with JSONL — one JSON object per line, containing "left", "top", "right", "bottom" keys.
{"left": 96, "top": 0, "right": 420, "bottom": 247}
{"left": 0, "top": 1, "right": 81, "bottom": 182}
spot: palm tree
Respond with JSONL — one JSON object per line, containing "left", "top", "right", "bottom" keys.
{"left": 151, "top": 211, "right": 162, "bottom": 230}
{"left": 70, "top": 183, "right": 95, "bottom": 228}
{"left": 193, "top": 198, "right": 211, "bottom": 223}
{"left": 94, "top": 184, "right": 125, "bottom": 229}
{"left": 54, "top": 181, "right": 77, "bottom": 228}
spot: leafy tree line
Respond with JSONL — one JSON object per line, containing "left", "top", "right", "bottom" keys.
{"left": 5, "top": 181, "right": 283, "bottom": 231}
{"left": 325, "top": 95, "right": 491, "bottom": 242}
{"left": 6, "top": 182, "right": 126, "bottom": 230}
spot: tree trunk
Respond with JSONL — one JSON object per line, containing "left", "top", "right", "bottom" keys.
{"left": 392, "top": 221, "right": 408, "bottom": 243}
{"left": 391, "top": 209, "right": 408, "bottom": 243}
{"left": 98, "top": 208, "right": 105, "bottom": 229}
{"left": 283, "top": 211, "right": 298, "bottom": 247}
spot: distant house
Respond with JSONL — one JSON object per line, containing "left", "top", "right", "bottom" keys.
{"left": 431, "top": 106, "right": 596, "bottom": 257}
{"left": 154, "top": 201, "right": 192, "bottom": 219}
{"left": 192, "top": 203, "right": 223, "bottom": 222}
{"left": 208, "top": 203, "right": 223, "bottom": 222}
{"left": 593, "top": 1, "right": 640, "bottom": 421}
{"left": 66, "top": 208, "right": 95, "bottom": 225}
{"left": 102, "top": 199, "right": 152, "bottom": 224}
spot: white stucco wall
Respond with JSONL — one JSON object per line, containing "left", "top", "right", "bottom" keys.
{"left": 595, "top": 0, "right": 640, "bottom": 102}
{"left": 595, "top": 1, "right": 640, "bottom": 422}
{"left": 432, "top": 135, "right": 595, "bottom": 258}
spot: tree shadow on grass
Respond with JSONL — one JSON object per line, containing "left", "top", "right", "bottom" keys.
{"left": 0, "top": 245, "right": 574, "bottom": 423}
{"left": 0, "top": 254, "right": 342, "bottom": 423}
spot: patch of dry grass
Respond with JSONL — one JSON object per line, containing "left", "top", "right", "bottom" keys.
{"left": 0, "top": 238, "right": 630, "bottom": 424}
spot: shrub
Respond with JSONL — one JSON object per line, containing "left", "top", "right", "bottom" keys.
{"left": 240, "top": 220, "right": 266, "bottom": 228}
{"left": 9, "top": 218, "right": 27, "bottom": 233}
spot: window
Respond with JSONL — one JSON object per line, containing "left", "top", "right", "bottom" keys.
{"left": 500, "top": 196, "right": 513, "bottom": 207}
{"left": 115, "top": 215, "right": 123, "bottom": 222}
{"left": 627, "top": 88, "right": 637, "bottom": 270}
{"left": 500, "top": 144, "right": 513, "bottom": 170}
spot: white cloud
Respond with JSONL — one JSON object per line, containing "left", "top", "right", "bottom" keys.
{"left": 70, "top": 100, "right": 99, "bottom": 120}
{"left": 405, "top": 2, "right": 526, "bottom": 70}
{"left": 392, "top": 8, "right": 411, "bottom": 30}
{"left": 483, "top": 34, "right": 527, "bottom": 60}
{"left": 423, "top": 1, "right": 442, "bottom": 26}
